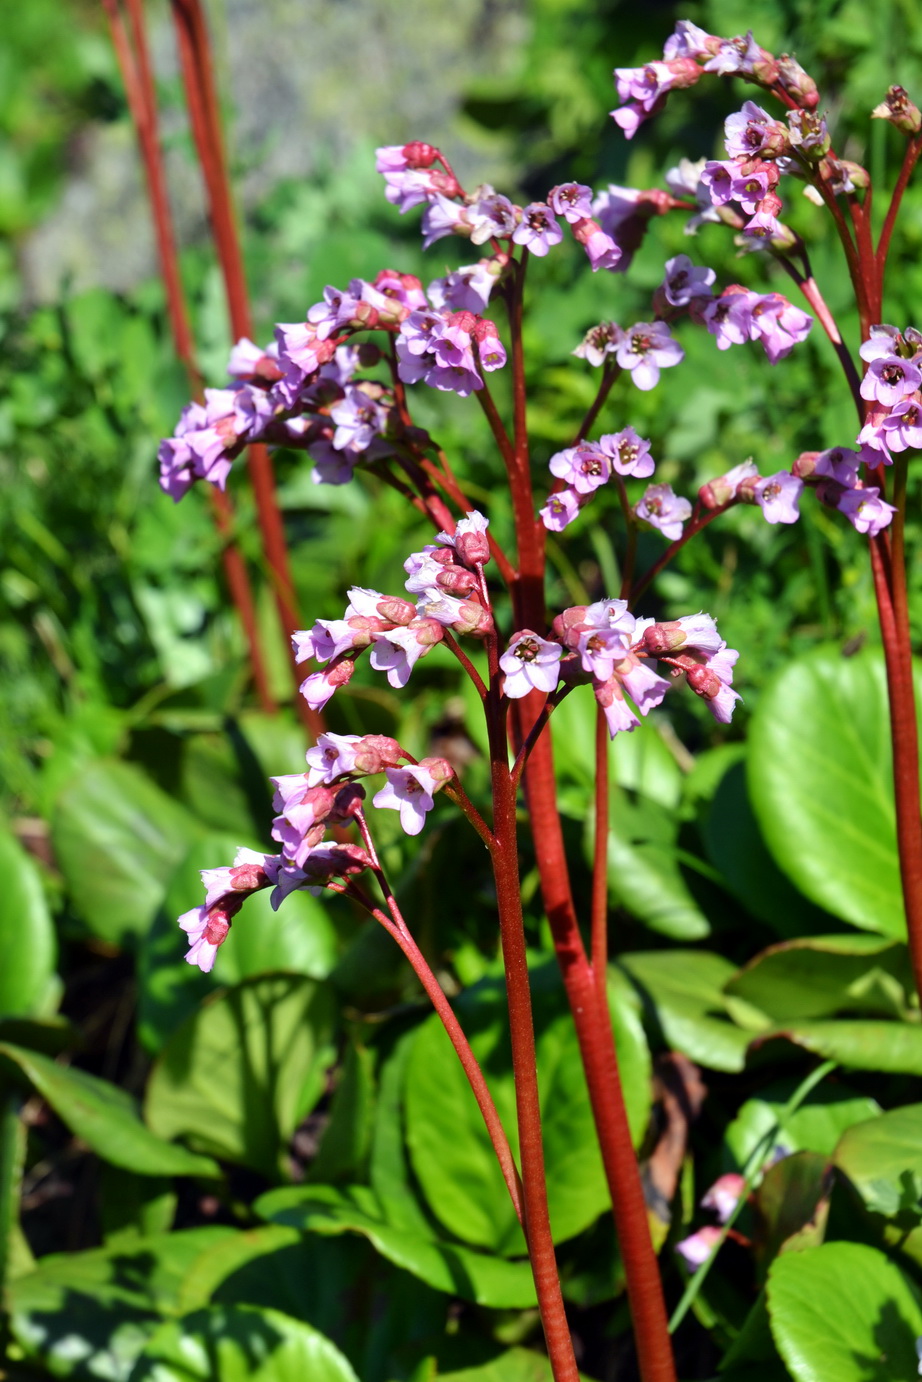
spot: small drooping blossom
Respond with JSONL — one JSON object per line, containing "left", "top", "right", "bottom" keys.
{"left": 615, "top": 321, "right": 684, "bottom": 389}
{"left": 684, "top": 642, "right": 742, "bottom": 724}
{"left": 724, "top": 101, "right": 788, "bottom": 159}
{"left": 300, "top": 656, "right": 356, "bottom": 711}
{"left": 179, "top": 847, "right": 276, "bottom": 972}
{"left": 659, "top": 254, "right": 715, "bottom": 309}
{"left": 200, "top": 847, "right": 277, "bottom": 908}
{"left": 593, "top": 185, "right": 671, "bottom": 270}
{"left": 569, "top": 217, "right": 623, "bottom": 271}
{"left": 599, "top": 428, "right": 656, "bottom": 478}
{"left": 640, "top": 613, "right": 723, "bottom": 657}
{"left": 428, "top": 260, "right": 498, "bottom": 314}
{"left": 662, "top": 18, "right": 712, "bottom": 59}
{"left": 329, "top": 385, "right": 387, "bottom": 452}
{"left": 227, "top": 337, "right": 281, "bottom": 382}
{"left": 813, "top": 446, "right": 861, "bottom": 486}
{"left": 372, "top": 762, "right": 450, "bottom": 837}
{"left": 748, "top": 294, "right": 813, "bottom": 363}
{"left": 754, "top": 471, "right": 804, "bottom": 524}
{"left": 635, "top": 483, "right": 692, "bottom": 539}
{"left": 665, "top": 157, "right": 721, "bottom": 234}
{"left": 676, "top": 1225, "right": 723, "bottom": 1270}
{"left": 540, "top": 489, "right": 582, "bottom": 532}
{"left": 788, "top": 109, "right": 830, "bottom": 157}
{"left": 547, "top": 182, "right": 594, "bottom": 223}
{"left": 512, "top": 202, "right": 563, "bottom": 256}
{"left": 836, "top": 486, "right": 897, "bottom": 537}
{"left": 701, "top": 1173, "right": 746, "bottom": 1224}
{"left": 699, "top": 458, "right": 760, "bottom": 509}
{"left": 369, "top": 620, "right": 444, "bottom": 688}
{"left": 572, "top": 321, "right": 622, "bottom": 367}
{"left": 701, "top": 288, "right": 758, "bottom": 350}
{"left": 179, "top": 898, "right": 239, "bottom": 973}
{"left": 595, "top": 675, "right": 641, "bottom": 736}
{"left": 500, "top": 632, "right": 564, "bottom": 699}
{"left": 438, "top": 510, "right": 491, "bottom": 567}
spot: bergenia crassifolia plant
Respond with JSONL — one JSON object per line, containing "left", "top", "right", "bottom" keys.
{"left": 160, "top": 19, "right": 922, "bottom": 1381}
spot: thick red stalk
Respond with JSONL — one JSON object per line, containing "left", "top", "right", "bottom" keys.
{"left": 169, "top": 0, "right": 322, "bottom": 737}
{"left": 591, "top": 706, "right": 609, "bottom": 1004}
{"left": 102, "top": 0, "right": 273, "bottom": 711}
{"left": 501, "top": 260, "right": 676, "bottom": 1382}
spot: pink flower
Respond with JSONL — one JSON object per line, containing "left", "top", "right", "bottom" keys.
{"left": 635, "top": 483, "right": 692, "bottom": 540}
{"left": 372, "top": 765, "right": 440, "bottom": 836}
{"left": 676, "top": 1225, "right": 724, "bottom": 1270}
{"left": 512, "top": 202, "right": 563, "bottom": 256}
{"left": 836, "top": 486, "right": 897, "bottom": 537}
{"left": 754, "top": 471, "right": 804, "bottom": 524}
{"left": 540, "top": 489, "right": 582, "bottom": 532}
{"left": 500, "top": 631, "right": 563, "bottom": 699}
{"left": 615, "top": 321, "right": 684, "bottom": 390}
{"left": 701, "top": 1172, "right": 746, "bottom": 1224}
{"left": 306, "top": 732, "right": 363, "bottom": 786}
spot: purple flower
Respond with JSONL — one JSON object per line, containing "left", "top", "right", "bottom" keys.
{"left": 836, "top": 486, "right": 897, "bottom": 536}
{"left": 179, "top": 902, "right": 235, "bottom": 973}
{"left": 749, "top": 295, "right": 813, "bottom": 364}
{"left": 372, "top": 765, "right": 440, "bottom": 836}
{"left": 639, "top": 613, "right": 722, "bottom": 657}
{"left": 540, "top": 489, "right": 582, "bottom": 531}
{"left": 547, "top": 182, "right": 594, "bottom": 223}
{"left": 428, "top": 261, "right": 496, "bottom": 313}
{"left": 500, "top": 631, "right": 563, "bottom": 699}
{"left": 572, "top": 321, "right": 623, "bottom": 367}
{"left": 663, "top": 19, "right": 711, "bottom": 59}
{"left": 549, "top": 442, "right": 611, "bottom": 494}
{"left": 635, "top": 483, "right": 692, "bottom": 539}
{"left": 859, "top": 355, "right": 922, "bottom": 406}
{"left": 704, "top": 32, "right": 762, "bottom": 76}
{"left": 616, "top": 321, "right": 683, "bottom": 390}
{"left": 512, "top": 202, "right": 563, "bottom": 256}
{"left": 685, "top": 643, "right": 741, "bottom": 724}
{"left": 369, "top": 622, "right": 442, "bottom": 688}
{"left": 676, "top": 1225, "right": 723, "bottom": 1270}
{"left": 724, "top": 101, "right": 784, "bottom": 159}
{"left": 881, "top": 397, "right": 922, "bottom": 452}
{"left": 754, "top": 471, "right": 804, "bottom": 524}
{"left": 815, "top": 446, "right": 861, "bottom": 485}
{"left": 701, "top": 1173, "right": 746, "bottom": 1224}
{"left": 660, "top": 254, "right": 715, "bottom": 308}
{"left": 571, "top": 217, "right": 623, "bottom": 271}
{"left": 598, "top": 427, "right": 655, "bottom": 478}
{"left": 467, "top": 188, "right": 517, "bottom": 245}
{"left": 702, "top": 289, "right": 759, "bottom": 350}
{"left": 421, "top": 192, "right": 471, "bottom": 248}
{"left": 306, "top": 732, "right": 363, "bottom": 786}
{"left": 594, "top": 677, "right": 641, "bottom": 737}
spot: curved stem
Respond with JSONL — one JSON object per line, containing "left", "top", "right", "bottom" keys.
{"left": 877, "top": 132, "right": 922, "bottom": 278}
{"left": 572, "top": 361, "right": 622, "bottom": 443}
{"left": 442, "top": 629, "right": 489, "bottom": 701}
{"left": 630, "top": 506, "right": 725, "bottom": 605}
{"left": 780, "top": 266, "right": 863, "bottom": 416}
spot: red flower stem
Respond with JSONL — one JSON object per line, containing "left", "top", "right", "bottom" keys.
{"left": 170, "top": 0, "right": 322, "bottom": 738}
{"left": 475, "top": 378, "right": 517, "bottom": 471}
{"left": 573, "top": 361, "right": 622, "bottom": 442}
{"left": 591, "top": 706, "right": 609, "bottom": 1003}
{"left": 501, "top": 273, "right": 676, "bottom": 1382}
{"left": 630, "top": 505, "right": 726, "bottom": 604}
{"left": 483, "top": 710, "right": 578, "bottom": 1381}
{"left": 441, "top": 630, "right": 489, "bottom": 701}
{"left": 102, "top": 0, "right": 273, "bottom": 712}
{"left": 509, "top": 689, "right": 573, "bottom": 792}
{"left": 343, "top": 876, "right": 524, "bottom": 1224}
{"left": 877, "top": 132, "right": 922, "bottom": 273}
{"left": 783, "top": 267, "right": 863, "bottom": 413}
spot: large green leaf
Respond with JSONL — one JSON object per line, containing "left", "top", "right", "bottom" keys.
{"left": 748, "top": 649, "right": 922, "bottom": 936}
{"left": 604, "top": 792, "right": 712, "bottom": 940}
{"left": 8, "top": 1227, "right": 233, "bottom": 1381}
{"left": 0, "top": 1043, "right": 220, "bottom": 1178}
{"left": 619, "top": 950, "right": 750, "bottom": 1072}
{"left": 404, "top": 964, "right": 624, "bottom": 1254}
{"left": 725, "top": 935, "right": 912, "bottom": 1023}
{"left": 254, "top": 1183, "right": 537, "bottom": 1309}
{"left": 767, "top": 1242, "right": 922, "bottom": 1382}
{"left": 552, "top": 695, "right": 682, "bottom": 808}
{"left": 144, "top": 974, "right": 337, "bottom": 1179}
{"left": 128, "top": 1304, "right": 358, "bottom": 1382}
{"left": 51, "top": 760, "right": 197, "bottom": 947}
{"left": 440, "top": 1347, "right": 587, "bottom": 1381}
{"left": 834, "top": 1104, "right": 922, "bottom": 1218}
{"left": 0, "top": 827, "right": 57, "bottom": 1017}
{"left": 755, "top": 1020, "right": 922, "bottom": 1074}
{"left": 723, "top": 1078, "right": 879, "bottom": 1169}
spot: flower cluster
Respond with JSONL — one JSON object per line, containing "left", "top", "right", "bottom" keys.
{"left": 294, "top": 512, "right": 493, "bottom": 711}
{"left": 856, "top": 324, "right": 922, "bottom": 462}
{"left": 502, "top": 605, "right": 741, "bottom": 737}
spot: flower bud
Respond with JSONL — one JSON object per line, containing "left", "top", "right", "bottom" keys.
{"left": 402, "top": 141, "right": 439, "bottom": 168}
{"left": 436, "top": 566, "right": 478, "bottom": 596}
{"left": 301, "top": 842, "right": 371, "bottom": 882}
{"left": 450, "top": 601, "right": 494, "bottom": 637}
{"left": 353, "top": 735, "right": 404, "bottom": 775}
{"left": 776, "top": 54, "right": 819, "bottom": 108}
{"left": 791, "top": 450, "right": 820, "bottom": 479}
{"left": 551, "top": 606, "right": 588, "bottom": 643}
{"left": 417, "top": 756, "right": 454, "bottom": 787}
{"left": 641, "top": 621, "right": 688, "bottom": 656}
{"left": 331, "top": 783, "right": 366, "bottom": 821}
{"left": 686, "top": 663, "right": 722, "bottom": 701}
{"left": 376, "top": 596, "right": 416, "bottom": 625}
{"left": 871, "top": 86, "right": 922, "bottom": 134}
{"left": 698, "top": 459, "right": 759, "bottom": 509}
{"left": 411, "top": 615, "right": 448, "bottom": 648}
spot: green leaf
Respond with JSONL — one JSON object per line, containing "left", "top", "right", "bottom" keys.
{"left": 0, "top": 1043, "right": 220, "bottom": 1178}
{"left": 834, "top": 1104, "right": 922, "bottom": 1218}
{"left": 767, "top": 1241, "right": 922, "bottom": 1382}
{"left": 254, "top": 1183, "right": 537, "bottom": 1309}
{"left": 619, "top": 951, "right": 750, "bottom": 1072}
{"left": 0, "top": 827, "right": 57, "bottom": 1017}
{"left": 127, "top": 1304, "right": 359, "bottom": 1382}
{"left": 51, "top": 760, "right": 197, "bottom": 947}
{"left": 748, "top": 649, "right": 922, "bottom": 936}
{"left": 404, "top": 965, "right": 617, "bottom": 1254}
{"left": 754, "top": 1151, "right": 833, "bottom": 1262}
{"left": 552, "top": 695, "right": 682, "bottom": 807}
{"left": 725, "top": 935, "right": 912, "bottom": 1023}
{"left": 701, "top": 761, "right": 837, "bottom": 939}
{"left": 604, "top": 793, "right": 711, "bottom": 940}
{"left": 307, "top": 1039, "right": 375, "bottom": 1184}
{"left": 755, "top": 1020, "right": 922, "bottom": 1075}
{"left": 144, "top": 974, "right": 337, "bottom": 1179}
{"left": 8, "top": 1227, "right": 234, "bottom": 1381}
{"left": 723, "top": 1079, "right": 879, "bottom": 1167}
{"left": 440, "top": 1346, "right": 583, "bottom": 1380}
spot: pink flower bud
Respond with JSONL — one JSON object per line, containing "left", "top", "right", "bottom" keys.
{"left": 412, "top": 615, "right": 448, "bottom": 648}
{"left": 331, "top": 783, "right": 367, "bottom": 821}
{"left": 776, "top": 54, "right": 819, "bottom": 108}
{"left": 450, "top": 601, "right": 494, "bottom": 637}
{"left": 376, "top": 596, "right": 416, "bottom": 625}
{"left": 353, "top": 735, "right": 404, "bottom": 775}
{"left": 436, "top": 566, "right": 478, "bottom": 596}
{"left": 664, "top": 56, "right": 702, "bottom": 89}
{"left": 641, "top": 621, "right": 688, "bottom": 655}
{"left": 791, "top": 450, "right": 820, "bottom": 479}
{"left": 551, "top": 606, "right": 588, "bottom": 645}
{"left": 417, "top": 756, "right": 455, "bottom": 787}
{"left": 686, "top": 663, "right": 723, "bottom": 701}
{"left": 228, "top": 863, "right": 267, "bottom": 891}
{"left": 203, "top": 908, "right": 233, "bottom": 947}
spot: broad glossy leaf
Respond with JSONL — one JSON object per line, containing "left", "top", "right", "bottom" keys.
{"left": 748, "top": 649, "right": 922, "bottom": 936}
{"left": 128, "top": 1304, "right": 358, "bottom": 1382}
{"left": 0, "top": 827, "right": 57, "bottom": 1017}
{"left": 767, "top": 1242, "right": 922, "bottom": 1382}
{"left": 255, "top": 1183, "right": 537, "bottom": 1309}
{"left": 145, "top": 974, "right": 337, "bottom": 1179}
{"left": 702, "top": 762, "right": 837, "bottom": 939}
{"left": 725, "top": 935, "right": 912, "bottom": 1023}
{"left": 9, "top": 1227, "right": 233, "bottom": 1381}
{"left": 404, "top": 965, "right": 619, "bottom": 1254}
{"left": 52, "top": 760, "right": 196, "bottom": 947}
{"left": 755, "top": 1020, "right": 922, "bottom": 1074}
{"left": 834, "top": 1104, "right": 922, "bottom": 1217}
{"left": 619, "top": 951, "right": 750, "bottom": 1071}
{"left": 723, "top": 1078, "right": 879, "bottom": 1168}
{"left": 552, "top": 695, "right": 682, "bottom": 807}
{"left": 605, "top": 793, "right": 711, "bottom": 940}
{"left": 307, "top": 1039, "right": 375, "bottom": 1184}
{"left": 754, "top": 1151, "right": 832, "bottom": 1263}
{"left": 440, "top": 1347, "right": 581, "bottom": 1380}
{"left": 0, "top": 1043, "right": 220, "bottom": 1178}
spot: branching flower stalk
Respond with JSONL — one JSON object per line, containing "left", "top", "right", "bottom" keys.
{"left": 148, "top": 14, "right": 922, "bottom": 1380}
